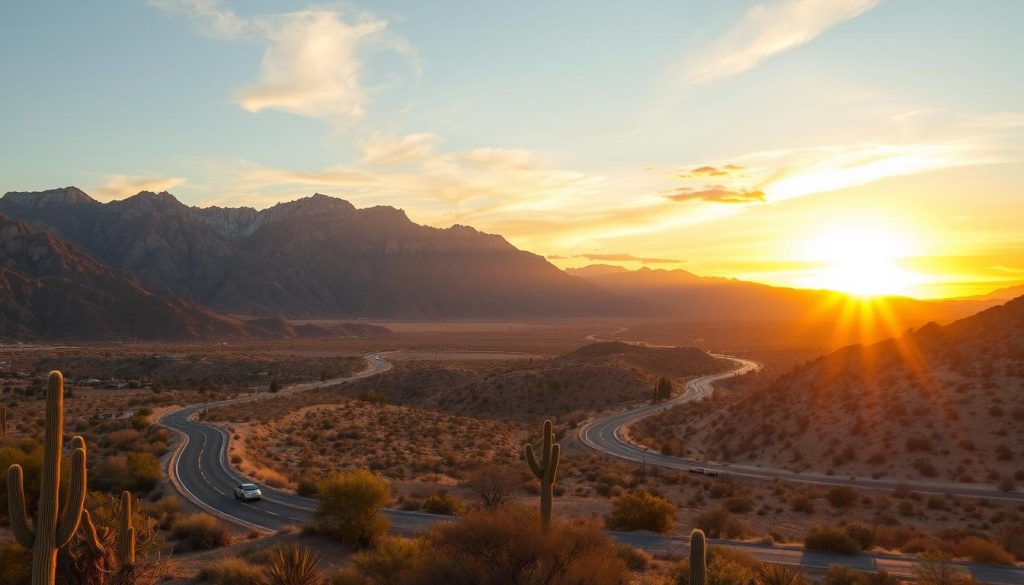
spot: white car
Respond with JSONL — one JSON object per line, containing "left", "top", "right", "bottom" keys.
{"left": 234, "top": 483, "right": 262, "bottom": 501}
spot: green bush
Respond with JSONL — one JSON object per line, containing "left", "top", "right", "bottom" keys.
{"left": 315, "top": 469, "right": 391, "bottom": 549}
{"left": 805, "top": 527, "right": 862, "bottom": 555}
{"left": 607, "top": 490, "right": 676, "bottom": 533}
{"left": 171, "top": 513, "right": 233, "bottom": 552}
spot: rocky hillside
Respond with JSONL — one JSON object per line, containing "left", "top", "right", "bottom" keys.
{"left": 644, "top": 296, "right": 1024, "bottom": 485}
{"left": 0, "top": 213, "right": 255, "bottom": 340}
{"left": 1, "top": 188, "right": 639, "bottom": 318}
{"left": 0, "top": 213, "right": 390, "bottom": 341}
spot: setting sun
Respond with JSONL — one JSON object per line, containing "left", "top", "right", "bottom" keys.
{"left": 796, "top": 225, "right": 921, "bottom": 298}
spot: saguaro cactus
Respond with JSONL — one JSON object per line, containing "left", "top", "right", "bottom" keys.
{"left": 524, "top": 419, "right": 560, "bottom": 531}
{"left": 7, "top": 371, "right": 88, "bottom": 585}
{"left": 82, "top": 490, "right": 136, "bottom": 572}
{"left": 690, "top": 528, "right": 708, "bottom": 585}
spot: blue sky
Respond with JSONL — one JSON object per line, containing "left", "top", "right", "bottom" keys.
{"left": 2, "top": 1, "right": 1022, "bottom": 297}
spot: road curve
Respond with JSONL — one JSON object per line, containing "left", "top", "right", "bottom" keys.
{"left": 580, "top": 356, "right": 1024, "bottom": 503}
{"left": 160, "top": 353, "right": 1023, "bottom": 583}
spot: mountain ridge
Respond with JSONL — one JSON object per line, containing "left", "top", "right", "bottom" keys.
{"left": 0, "top": 188, "right": 641, "bottom": 319}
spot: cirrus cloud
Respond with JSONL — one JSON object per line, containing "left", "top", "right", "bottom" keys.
{"left": 686, "top": 0, "right": 880, "bottom": 84}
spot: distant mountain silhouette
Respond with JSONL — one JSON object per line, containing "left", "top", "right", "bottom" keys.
{"left": 567, "top": 265, "right": 995, "bottom": 326}
{"left": 1, "top": 188, "right": 639, "bottom": 318}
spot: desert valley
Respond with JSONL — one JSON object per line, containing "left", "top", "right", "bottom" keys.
{"left": 3, "top": 2, "right": 1023, "bottom": 585}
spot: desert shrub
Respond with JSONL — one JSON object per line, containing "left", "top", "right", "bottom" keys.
{"left": 126, "top": 451, "right": 162, "bottom": 491}
{"left": 315, "top": 469, "right": 391, "bottom": 549}
{"left": 0, "top": 538, "right": 31, "bottom": 585}
{"left": 805, "top": 527, "right": 862, "bottom": 555}
{"left": 723, "top": 496, "right": 753, "bottom": 513}
{"left": 955, "top": 536, "right": 1015, "bottom": 566}
{"left": 265, "top": 543, "right": 322, "bottom": 585}
{"left": 617, "top": 545, "right": 652, "bottom": 571}
{"left": 843, "top": 524, "right": 876, "bottom": 551}
{"left": 607, "top": 490, "right": 676, "bottom": 533}
{"left": 0, "top": 440, "right": 43, "bottom": 521}
{"left": 463, "top": 464, "right": 520, "bottom": 510}
{"left": 421, "top": 492, "right": 463, "bottom": 516}
{"left": 995, "top": 522, "right": 1024, "bottom": 560}
{"left": 348, "top": 536, "right": 426, "bottom": 584}
{"left": 675, "top": 546, "right": 762, "bottom": 585}
{"left": 694, "top": 507, "right": 731, "bottom": 538}
{"left": 171, "top": 513, "right": 233, "bottom": 552}
{"left": 198, "top": 556, "right": 263, "bottom": 585}
{"left": 826, "top": 487, "right": 858, "bottom": 509}
{"left": 296, "top": 476, "right": 320, "bottom": 497}
{"left": 820, "top": 565, "right": 864, "bottom": 585}
{"left": 414, "top": 506, "right": 628, "bottom": 585}
{"left": 758, "top": 562, "right": 809, "bottom": 585}
{"left": 913, "top": 551, "right": 975, "bottom": 585}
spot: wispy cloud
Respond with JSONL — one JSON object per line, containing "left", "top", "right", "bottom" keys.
{"left": 686, "top": 0, "right": 880, "bottom": 84}
{"left": 360, "top": 132, "right": 436, "bottom": 165}
{"left": 150, "top": 1, "right": 414, "bottom": 123}
{"left": 666, "top": 186, "right": 766, "bottom": 204}
{"left": 90, "top": 174, "right": 188, "bottom": 202}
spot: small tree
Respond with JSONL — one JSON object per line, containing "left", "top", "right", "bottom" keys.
{"left": 315, "top": 469, "right": 390, "bottom": 549}
{"left": 607, "top": 490, "right": 676, "bottom": 533}
{"left": 464, "top": 465, "right": 520, "bottom": 511}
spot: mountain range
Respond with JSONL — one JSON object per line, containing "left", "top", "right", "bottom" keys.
{"left": 0, "top": 188, "right": 632, "bottom": 320}
{"left": 0, "top": 212, "right": 392, "bottom": 341}
{"left": 567, "top": 264, "right": 998, "bottom": 326}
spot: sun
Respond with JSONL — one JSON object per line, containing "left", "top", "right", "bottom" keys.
{"left": 796, "top": 224, "right": 920, "bottom": 298}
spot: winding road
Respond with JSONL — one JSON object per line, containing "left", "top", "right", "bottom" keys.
{"left": 159, "top": 352, "right": 1024, "bottom": 584}
{"left": 580, "top": 356, "right": 1024, "bottom": 503}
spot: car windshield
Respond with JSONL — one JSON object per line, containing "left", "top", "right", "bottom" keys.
{"left": 241, "top": 484, "right": 258, "bottom": 490}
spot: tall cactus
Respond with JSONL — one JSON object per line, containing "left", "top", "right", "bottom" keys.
{"left": 690, "top": 528, "right": 708, "bottom": 585}
{"left": 1, "top": 405, "right": 8, "bottom": 437}
{"left": 82, "top": 490, "right": 136, "bottom": 570}
{"left": 524, "top": 419, "right": 560, "bottom": 531}
{"left": 7, "top": 371, "right": 88, "bottom": 585}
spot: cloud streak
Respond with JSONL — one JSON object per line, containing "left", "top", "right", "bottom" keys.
{"left": 687, "top": 0, "right": 880, "bottom": 84}
{"left": 666, "top": 186, "right": 766, "bottom": 204}
{"left": 151, "top": 1, "right": 414, "bottom": 123}
{"left": 576, "top": 253, "right": 681, "bottom": 264}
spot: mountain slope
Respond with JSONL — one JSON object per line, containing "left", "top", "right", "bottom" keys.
{"left": 651, "top": 295, "right": 1024, "bottom": 484}
{"left": 569, "top": 265, "right": 996, "bottom": 326}
{"left": 0, "top": 213, "right": 256, "bottom": 340}
{"left": 1, "top": 189, "right": 640, "bottom": 318}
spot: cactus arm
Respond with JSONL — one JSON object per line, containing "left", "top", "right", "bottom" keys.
{"left": 524, "top": 444, "right": 544, "bottom": 477}
{"left": 80, "top": 510, "right": 106, "bottom": 556}
{"left": 7, "top": 464, "right": 36, "bottom": 547}
{"left": 119, "top": 491, "right": 135, "bottom": 566}
{"left": 55, "top": 441, "right": 87, "bottom": 547}
{"left": 541, "top": 420, "right": 553, "bottom": 469}
{"left": 544, "top": 444, "right": 560, "bottom": 484}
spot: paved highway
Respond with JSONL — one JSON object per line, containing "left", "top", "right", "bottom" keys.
{"left": 580, "top": 356, "right": 1024, "bottom": 503}
{"left": 160, "top": 353, "right": 1023, "bottom": 583}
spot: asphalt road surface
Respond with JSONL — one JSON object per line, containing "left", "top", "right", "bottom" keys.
{"left": 580, "top": 356, "right": 1024, "bottom": 503}
{"left": 161, "top": 353, "right": 1024, "bottom": 584}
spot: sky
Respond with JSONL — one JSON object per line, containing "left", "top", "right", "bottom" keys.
{"left": 1, "top": 0, "right": 1022, "bottom": 299}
